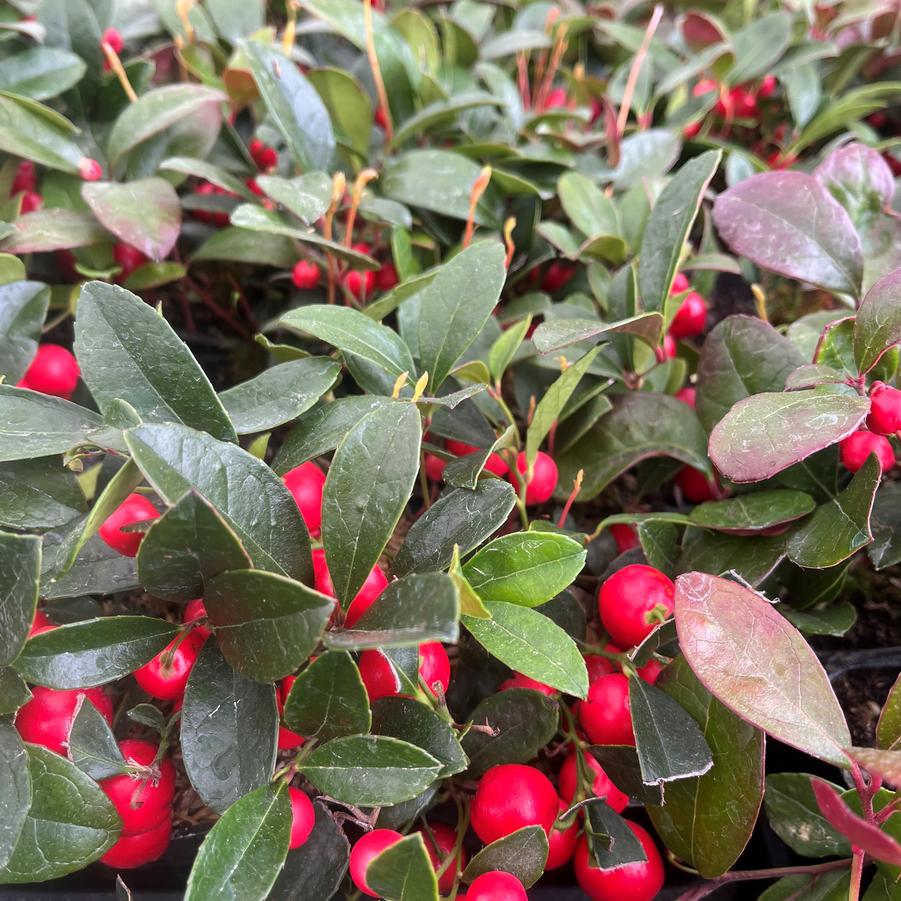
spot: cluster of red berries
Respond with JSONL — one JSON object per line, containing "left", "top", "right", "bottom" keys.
{"left": 10, "top": 159, "right": 41, "bottom": 213}
{"left": 685, "top": 74, "right": 777, "bottom": 139}
{"left": 840, "top": 382, "right": 900, "bottom": 474}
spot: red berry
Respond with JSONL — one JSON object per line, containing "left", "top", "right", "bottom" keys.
{"left": 511, "top": 450, "right": 558, "bottom": 505}
{"left": 584, "top": 651, "right": 620, "bottom": 683}
{"left": 676, "top": 466, "right": 717, "bottom": 503}
{"left": 446, "top": 439, "right": 508, "bottom": 477}
{"left": 29, "top": 609, "right": 56, "bottom": 637}
{"left": 345, "top": 269, "right": 376, "bottom": 300}
{"left": 98, "top": 493, "right": 160, "bottom": 557}
{"left": 578, "top": 673, "right": 634, "bottom": 746}
{"left": 498, "top": 672, "right": 556, "bottom": 696}
{"left": 102, "top": 27, "right": 124, "bottom": 54}
{"left": 276, "top": 676, "right": 305, "bottom": 750}
{"left": 471, "top": 764, "right": 559, "bottom": 845}
{"left": 543, "top": 87, "right": 569, "bottom": 111}
{"left": 732, "top": 88, "right": 759, "bottom": 118}
{"left": 283, "top": 462, "right": 326, "bottom": 535}
{"left": 598, "top": 564, "right": 674, "bottom": 649}
{"left": 758, "top": 74, "right": 777, "bottom": 98}
{"left": 133, "top": 630, "right": 206, "bottom": 701}
{"left": 288, "top": 787, "right": 315, "bottom": 849}
{"left": 21, "top": 344, "right": 79, "bottom": 399}
{"left": 101, "top": 740, "right": 175, "bottom": 835}
{"left": 424, "top": 453, "right": 446, "bottom": 482}
{"left": 638, "top": 658, "right": 665, "bottom": 685}
{"left": 113, "top": 243, "right": 147, "bottom": 281}
{"left": 349, "top": 829, "right": 404, "bottom": 896}
{"left": 79, "top": 157, "right": 103, "bottom": 181}
{"left": 558, "top": 749, "right": 628, "bottom": 812}
{"left": 693, "top": 79, "right": 717, "bottom": 97}
{"left": 350, "top": 242, "right": 372, "bottom": 256}
{"left": 541, "top": 261, "right": 576, "bottom": 293}
{"left": 19, "top": 190, "right": 42, "bottom": 213}
{"left": 669, "top": 291, "right": 707, "bottom": 339}
{"left": 374, "top": 106, "right": 389, "bottom": 130}
{"left": 658, "top": 334, "right": 677, "bottom": 361}
{"left": 676, "top": 386, "right": 696, "bottom": 407}
{"left": 840, "top": 431, "right": 895, "bottom": 473}
{"left": 545, "top": 798, "right": 579, "bottom": 870}
{"left": 358, "top": 642, "right": 450, "bottom": 702}
{"left": 183, "top": 599, "right": 211, "bottom": 639}
{"left": 683, "top": 120, "right": 702, "bottom": 138}
{"left": 100, "top": 815, "right": 171, "bottom": 869}
{"left": 249, "top": 138, "right": 278, "bottom": 171}
{"left": 418, "top": 822, "right": 466, "bottom": 893}
{"left": 15, "top": 686, "right": 113, "bottom": 755}
{"left": 867, "top": 384, "right": 901, "bottom": 435}
{"left": 312, "top": 548, "right": 388, "bottom": 625}
{"left": 12, "top": 160, "right": 36, "bottom": 194}
{"left": 376, "top": 263, "right": 398, "bottom": 291}
{"left": 609, "top": 523, "right": 638, "bottom": 554}
{"left": 468, "top": 871, "right": 528, "bottom": 901}
{"left": 574, "top": 823, "right": 664, "bottom": 901}
{"left": 291, "top": 260, "right": 320, "bottom": 290}
{"left": 670, "top": 272, "right": 690, "bottom": 294}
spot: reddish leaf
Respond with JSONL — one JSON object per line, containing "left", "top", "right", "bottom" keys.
{"left": 844, "top": 747, "right": 901, "bottom": 789}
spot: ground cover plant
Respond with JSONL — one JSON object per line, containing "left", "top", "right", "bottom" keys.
{"left": 0, "top": 0, "right": 900, "bottom": 899}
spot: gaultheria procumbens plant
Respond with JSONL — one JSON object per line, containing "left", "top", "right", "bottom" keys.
{"left": 0, "top": 1, "right": 899, "bottom": 899}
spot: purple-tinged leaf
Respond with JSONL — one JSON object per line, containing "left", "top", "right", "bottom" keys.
{"left": 674, "top": 573, "right": 851, "bottom": 766}
{"left": 812, "top": 777, "right": 901, "bottom": 864}
{"left": 844, "top": 748, "right": 901, "bottom": 789}
{"left": 854, "top": 268, "right": 901, "bottom": 374}
{"left": 708, "top": 388, "right": 869, "bottom": 483}
{"left": 815, "top": 143, "right": 895, "bottom": 222}
{"left": 713, "top": 171, "right": 864, "bottom": 297}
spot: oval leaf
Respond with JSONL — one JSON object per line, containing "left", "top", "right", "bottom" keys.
{"left": 854, "top": 268, "right": 901, "bottom": 374}
{"left": 367, "top": 833, "right": 438, "bottom": 901}
{"left": 0, "top": 531, "right": 40, "bottom": 667}
{"left": 463, "top": 826, "right": 548, "bottom": 888}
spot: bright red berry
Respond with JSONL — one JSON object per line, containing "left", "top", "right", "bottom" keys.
{"left": 312, "top": 548, "right": 388, "bottom": 625}
{"left": 676, "top": 386, "right": 696, "bottom": 407}
{"left": 498, "top": 672, "right": 556, "bottom": 696}
{"left": 100, "top": 740, "right": 175, "bottom": 835}
{"left": 133, "top": 630, "right": 206, "bottom": 701}
{"left": 283, "top": 462, "right": 326, "bottom": 535}
{"left": 424, "top": 453, "right": 446, "bottom": 482}
{"left": 545, "top": 798, "right": 579, "bottom": 870}
{"left": 543, "top": 87, "right": 569, "bottom": 111}
{"left": 541, "top": 261, "right": 576, "bottom": 293}
{"left": 658, "top": 333, "right": 677, "bottom": 361}
{"left": 288, "top": 787, "right": 315, "bottom": 849}
{"left": 732, "top": 88, "right": 759, "bottom": 118}
{"left": 102, "top": 27, "right": 124, "bottom": 54}
{"left": 276, "top": 675, "right": 305, "bottom": 750}
{"left": 670, "top": 272, "right": 690, "bottom": 294}
{"left": 758, "top": 74, "right": 777, "bottom": 98}
{"left": 19, "top": 190, "right": 42, "bottom": 213}
{"left": 468, "top": 870, "right": 528, "bottom": 901}
{"left": 558, "top": 749, "right": 628, "bottom": 812}
{"left": 446, "top": 439, "right": 508, "bottom": 477}
{"left": 291, "top": 260, "right": 320, "bottom": 290}
{"left": 676, "top": 466, "right": 718, "bottom": 503}
{"left": 609, "top": 523, "right": 638, "bottom": 554}
{"left": 98, "top": 493, "right": 160, "bottom": 557}
{"left": 29, "top": 609, "right": 56, "bottom": 637}
{"left": 15, "top": 686, "right": 113, "bottom": 755}
{"left": 349, "top": 829, "right": 404, "bottom": 896}
{"left": 584, "top": 650, "right": 620, "bottom": 683}
{"left": 867, "top": 384, "right": 901, "bottom": 436}
{"left": 249, "top": 138, "right": 278, "bottom": 171}
{"left": 345, "top": 269, "right": 376, "bottom": 300}
{"left": 669, "top": 291, "right": 707, "bottom": 339}
{"left": 510, "top": 450, "right": 558, "bottom": 505}
{"left": 113, "top": 243, "right": 147, "bottom": 281}
{"left": 12, "top": 160, "right": 36, "bottom": 193}
{"left": 693, "top": 79, "right": 718, "bottom": 97}
{"left": 840, "top": 431, "right": 895, "bottom": 473}
{"left": 471, "top": 764, "right": 559, "bottom": 845}
{"left": 358, "top": 642, "right": 450, "bottom": 702}
{"left": 574, "top": 823, "right": 664, "bottom": 901}
{"left": 100, "top": 815, "right": 171, "bottom": 869}
{"left": 376, "top": 263, "right": 398, "bottom": 291}
{"left": 418, "top": 822, "right": 466, "bottom": 893}
{"left": 578, "top": 673, "right": 635, "bottom": 746}
{"left": 21, "top": 344, "right": 80, "bottom": 399}
{"left": 183, "top": 599, "right": 211, "bottom": 639}
{"left": 598, "top": 564, "right": 675, "bottom": 649}
{"left": 374, "top": 105, "right": 390, "bottom": 130}
{"left": 638, "top": 658, "right": 665, "bottom": 685}
{"left": 78, "top": 157, "right": 103, "bottom": 181}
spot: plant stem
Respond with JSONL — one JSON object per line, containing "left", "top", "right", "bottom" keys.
{"left": 676, "top": 859, "right": 853, "bottom": 901}
{"left": 848, "top": 850, "right": 864, "bottom": 901}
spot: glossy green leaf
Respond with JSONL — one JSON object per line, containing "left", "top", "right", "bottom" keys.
{"left": 67, "top": 696, "right": 126, "bottom": 781}
{"left": 463, "top": 603, "right": 588, "bottom": 698}
{"left": 530, "top": 313, "right": 663, "bottom": 355}
{"left": 367, "top": 833, "right": 438, "bottom": 901}
{"left": 14, "top": 616, "right": 178, "bottom": 689}
{"left": 181, "top": 642, "right": 279, "bottom": 814}
{"left": 125, "top": 422, "right": 311, "bottom": 582}
{"left": 854, "top": 268, "right": 901, "bottom": 374}
{"left": 877, "top": 673, "right": 901, "bottom": 751}
{"left": 782, "top": 602, "right": 857, "bottom": 638}
{"left": 558, "top": 171, "right": 619, "bottom": 239}
{"left": 815, "top": 143, "right": 895, "bottom": 227}
{"left": 601, "top": 129, "right": 681, "bottom": 190}
{"left": 0, "top": 667, "right": 31, "bottom": 715}
{"left": 0, "top": 93, "right": 82, "bottom": 173}
{"left": 463, "top": 826, "right": 548, "bottom": 888}
{"left": 3, "top": 209, "right": 110, "bottom": 254}
{"left": 0, "top": 531, "right": 40, "bottom": 667}
{"left": 254, "top": 173, "right": 332, "bottom": 225}
{"left": 585, "top": 802, "right": 647, "bottom": 868}
{"left": 589, "top": 745, "right": 662, "bottom": 806}
{"left": 300, "top": 735, "right": 442, "bottom": 806}
{"left": 727, "top": 12, "right": 792, "bottom": 82}
{"left": 206, "top": 0, "right": 263, "bottom": 41}
{"left": 675, "top": 573, "right": 851, "bottom": 766}
{"left": 764, "top": 773, "right": 851, "bottom": 857}
{"left": 0, "top": 721, "right": 29, "bottom": 871}
{"left": 191, "top": 226, "right": 298, "bottom": 268}
{"left": 307, "top": 68, "right": 372, "bottom": 158}
{"left": 321, "top": 401, "right": 421, "bottom": 604}
{"left": 0, "top": 281, "right": 49, "bottom": 384}
{"left": 283, "top": 651, "right": 371, "bottom": 743}
{"left": 160, "top": 156, "right": 255, "bottom": 199}
{"left": 690, "top": 490, "right": 815, "bottom": 532}
{"left": 0, "top": 47, "right": 86, "bottom": 100}
{"left": 41, "top": 533, "right": 138, "bottom": 601}
{"left": 759, "top": 870, "right": 850, "bottom": 901}
{"left": 205, "top": 569, "right": 334, "bottom": 682}
{"left": 185, "top": 783, "right": 291, "bottom": 901}
{"left": 488, "top": 315, "right": 532, "bottom": 386}
{"left": 390, "top": 92, "right": 500, "bottom": 148}
{"left": 678, "top": 528, "right": 786, "bottom": 587}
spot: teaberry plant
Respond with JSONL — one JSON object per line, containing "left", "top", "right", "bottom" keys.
{"left": 0, "top": 1, "right": 900, "bottom": 900}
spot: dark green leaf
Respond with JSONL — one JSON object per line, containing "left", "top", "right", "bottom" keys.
{"left": 678, "top": 528, "right": 786, "bottom": 587}
{"left": 0, "top": 47, "right": 86, "bottom": 100}
{"left": 205, "top": 569, "right": 334, "bottom": 682}
{"left": 0, "top": 281, "right": 49, "bottom": 384}
{"left": 728, "top": 12, "right": 793, "bottom": 82}
{"left": 181, "top": 642, "right": 279, "bottom": 814}
{"left": 0, "top": 531, "right": 39, "bottom": 667}
{"left": 367, "top": 833, "right": 438, "bottom": 901}
{"left": 690, "top": 490, "right": 816, "bottom": 532}
{"left": 283, "top": 651, "right": 371, "bottom": 743}
{"left": 254, "top": 173, "right": 332, "bottom": 225}
{"left": 782, "top": 602, "right": 857, "bottom": 637}
{"left": 14, "top": 616, "right": 178, "bottom": 689}
{"left": 0, "top": 722, "right": 29, "bottom": 871}
{"left": 207, "top": 0, "right": 263, "bottom": 41}
{"left": 530, "top": 313, "right": 663, "bottom": 355}
{"left": 0, "top": 667, "right": 31, "bottom": 715}
{"left": 161, "top": 156, "right": 255, "bottom": 199}
{"left": 759, "top": 870, "right": 850, "bottom": 901}
{"left": 558, "top": 172, "right": 619, "bottom": 238}
{"left": 67, "top": 696, "right": 126, "bottom": 781}
{"left": 185, "top": 783, "right": 291, "bottom": 901}
{"left": 0, "top": 93, "right": 83, "bottom": 174}
{"left": 601, "top": 129, "right": 681, "bottom": 191}
{"left": 307, "top": 68, "right": 373, "bottom": 157}
{"left": 854, "top": 268, "right": 901, "bottom": 374}
{"left": 300, "top": 735, "right": 442, "bottom": 807}
{"left": 41, "top": 532, "right": 138, "bottom": 601}
{"left": 3, "top": 209, "right": 110, "bottom": 254}
{"left": 192, "top": 226, "right": 299, "bottom": 268}
{"left": 463, "top": 826, "right": 548, "bottom": 888}
{"left": 488, "top": 316, "right": 532, "bottom": 386}
{"left": 588, "top": 746, "right": 662, "bottom": 806}
{"left": 765, "top": 773, "right": 851, "bottom": 857}
{"left": 585, "top": 802, "right": 647, "bottom": 868}
{"left": 0, "top": 457, "right": 85, "bottom": 530}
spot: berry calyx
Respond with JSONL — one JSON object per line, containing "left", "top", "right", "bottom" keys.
{"left": 283, "top": 461, "right": 326, "bottom": 535}
{"left": 418, "top": 822, "right": 466, "bottom": 893}
{"left": 20, "top": 344, "right": 80, "bottom": 399}
{"left": 467, "top": 870, "right": 528, "bottom": 901}
{"left": 100, "top": 739, "right": 175, "bottom": 835}
{"left": 291, "top": 260, "right": 320, "bottom": 290}
{"left": 669, "top": 291, "right": 707, "bottom": 339}
{"left": 312, "top": 548, "right": 388, "bottom": 625}
{"left": 98, "top": 493, "right": 160, "bottom": 557}
{"left": 510, "top": 450, "right": 558, "bottom": 505}
{"left": 840, "top": 430, "right": 895, "bottom": 474}
{"left": 78, "top": 157, "right": 103, "bottom": 181}
{"left": 545, "top": 798, "right": 579, "bottom": 870}
{"left": 100, "top": 815, "right": 171, "bottom": 869}
{"left": 288, "top": 787, "right": 315, "bottom": 849}
{"left": 349, "top": 829, "right": 403, "bottom": 896}
{"left": 183, "top": 599, "right": 211, "bottom": 639}
{"left": 133, "top": 630, "right": 206, "bottom": 701}
{"left": 470, "top": 764, "right": 559, "bottom": 845}
{"left": 598, "top": 564, "right": 675, "bottom": 649}
{"left": 578, "top": 673, "right": 635, "bottom": 746}
{"left": 344, "top": 269, "right": 376, "bottom": 300}
{"left": 558, "top": 749, "right": 628, "bottom": 812}
{"left": 574, "top": 822, "right": 664, "bottom": 901}
{"left": 867, "top": 383, "right": 901, "bottom": 436}
{"left": 15, "top": 686, "right": 113, "bottom": 755}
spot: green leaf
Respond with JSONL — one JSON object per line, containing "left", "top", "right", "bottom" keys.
{"left": 3, "top": 209, "right": 111, "bottom": 253}
{"left": 450, "top": 545, "right": 491, "bottom": 620}
{"left": 206, "top": 0, "right": 263, "bottom": 41}
{"left": 557, "top": 392, "right": 711, "bottom": 501}
{"left": 647, "top": 656, "right": 764, "bottom": 877}
{"left": 205, "top": 569, "right": 334, "bottom": 682}
{"left": 0, "top": 667, "right": 31, "bottom": 715}
{"left": 759, "top": 870, "right": 850, "bottom": 901}
{"left": 713, "top": 171, "right": 864, "bottom": 297}
{"left": 278, "top": 305, "right": 415, "bottom": 381}
{"left": 66, "top": 696, "right": 126, "bottom": 781}
{"left": 0, "top": 281, "right": 49, "bottom": 384}
{"left": 41, "top": 533, "right": 138, "bottom": 601}
{"left": 372, "top": 697, "right": 468, "bottom": 778}
{"left": 815, "top": 144, "right": 895, "bottom": 228}
{"left": 254, "top": 173, "right": 332, "bottom": 225}
{"left": 125, "top": 422, "right": 312, "bottom": 582}
{"left": 307, "top": 68, "right": 372, "bottom": 158}
{"left": 463, "top": 602, "right": 588, "bottom": 698}
{"left": 185, "top": 783, "right": 291, "bottom": 901}
{"left": 782, "top": 602, "right": 857, "bottom": 638}
{"left": 727, "top": 12, "right": 793, "bottom": 83}
{"left": 675, "top": 572, "right": 851, "bottom": 766}
{"left": 558, "top": 171, "right": 619, "bottom": 238}
{"left": 161, "top": 156, "right": 255, "bottom": 200}
{"left": 192, "top": 226, "right": 299, "bottom": 268}
{"left": 321, "top": 401, "right": 421, "bottom": 604}
{"left": 393, "top": 481, "right": 517, "bottom": 577}
{"left": 488, "top": 316, "right": 532, "bottom": 386}
{"left": 0, "top": 93, "right": 82, "bottom": 174}
{"left": 690, "top": 490, "right": 816, "bottom": 532}
{"left": 462, "top": 532, "right": 586, "bottom": 608}
{"left": 367, "top": 833, "right": 438, "bottom": 901}
{"left": 709, "top": 389, "right": 870, "bottom": 483}
{"left": 638, "top": 150, "right": 721, "bottom": 316}
{"left": 787, "top": 455, "right": 880, "bottom": 568}
{"left": 283, "top": 651, "right": 371, "bottom": 743}
{"left": 462, "top": 826, "right": 548, "bottom": 888}
{"left": 14, "top": 616, "right": 178, "bottom": 689}
{"left": 589, "top": 745, "right": 662, "bottom": 806}
{"left": 300, "top": 735, "right": 442, "bottom": 807}
{"left": 764, "top": 773, "right": 851, "bottom": 857}
{"left": 181, "top": 642, "right": 279, "bottom": 814}
{"left": 0, "top": 531, "right": 40, "bottom": 667}
{"left": 0, "top": 722, "right": 29, "bottom": 871}
{"left": 75, "top": 282, "right": 236, "bottom": 442}
{"left": 123, "top": 262, "right": 187, "bottom": 291}
{"left": 678, "top": 528, "right": 786, "bottom": 587}
{"left": 530, "top": 313, "right": 663, "bottom": 355}
{"left": 585, "top": 802, "right": 647, "bottom": 868}
{"left": 390, "top": 92, "right": 500, "bottom": 148}
{"left": 417, "top": 241, "right": 506, "bottom": 391}
{"left": 854, "top": 268, "right": 901, "bottom": 374}
{"left": 877, "top": 673, "right": 901, "bottom": 751}
{"left": 0, "top": 744, "right": 119, "bottom": 883}
{"left": 0, "top": 47, "right": 86, "bottom": 100}
{"left": 137, "top": 490, "right": 252, "bottom": 602}
{"left": 327, "top": 571, "right": 459, "bottom": 649}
